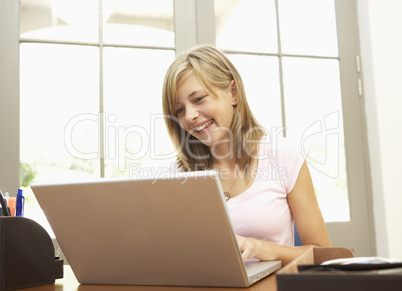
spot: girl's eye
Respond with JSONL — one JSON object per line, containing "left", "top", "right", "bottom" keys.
{"left": 176, "top": 107, "right": 184, "bottom": 116}
{"left": 194, "top": 96, "right": 206, "bottom": 103}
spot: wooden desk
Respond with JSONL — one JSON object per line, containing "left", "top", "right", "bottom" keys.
{"left": 19, "top": 265, "right": 277, "bottom": 291}
{"left": 18, "top": 247, "right": 354, "bottom": 291}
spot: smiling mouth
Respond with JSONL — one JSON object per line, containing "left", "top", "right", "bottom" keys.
{"left": 193, "top": 119, "right": 214, "bottom": 132}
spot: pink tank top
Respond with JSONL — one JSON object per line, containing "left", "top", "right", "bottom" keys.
{"left": 226, "top": 137, "right": 305, "bottom": 246}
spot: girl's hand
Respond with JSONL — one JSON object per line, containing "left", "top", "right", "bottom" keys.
{"left": 236, "top": 162, "right": 332, "bottom": 264}
{"left": 236, "top": 234, "right": 258, "bottom": 261}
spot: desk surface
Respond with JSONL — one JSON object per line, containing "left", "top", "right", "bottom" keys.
{"left": 19, "top": 265, "right": 278, "bottom": 291}
{"left": 18, "top": 247, "right": 355, "bottom": 290}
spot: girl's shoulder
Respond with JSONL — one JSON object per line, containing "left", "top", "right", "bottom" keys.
{"left": 257, "top": 135, "right": 307, "bottom": 193}
{"left": 257, "top": 135, "right": 305, "bottom": 163}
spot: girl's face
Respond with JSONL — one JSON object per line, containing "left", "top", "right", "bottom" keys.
{"left": 175, "top": 75, "right": 237, "bottom": 148}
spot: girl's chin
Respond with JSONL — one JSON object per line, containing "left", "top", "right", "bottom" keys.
{"left": 192, "top": 137, "right": 213, "bottom": 147}
{"left": 189, "top": 130, "right": 229, "bottom": 147}
{"left": 195, "top": 136, "right": 225, "bottom": 148}
{"left": 188, "top": 134, "right": 213, "bottom": 147}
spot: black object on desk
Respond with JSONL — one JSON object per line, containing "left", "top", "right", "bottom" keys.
{"left": 0, "top": 191, "right": 10, "bottom": 216}
{"left": 0, "top": 213, "right": 63, "bottom": 290}
{"left": 298, "top": 262, "right": 402, "bottom": 272}
{"left": 278, "top": 262, "right": 402, "bottom": 291}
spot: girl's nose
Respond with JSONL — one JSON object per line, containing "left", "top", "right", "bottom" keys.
{"left": 185, "top": 106, "right": 199, "bottom": 124}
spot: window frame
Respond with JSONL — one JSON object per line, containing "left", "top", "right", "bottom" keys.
{"left": 0, "top": 0, "right": 376, "bottom": 256}
{"left": 0, "top": 0, "right": 20, "bottom": 193}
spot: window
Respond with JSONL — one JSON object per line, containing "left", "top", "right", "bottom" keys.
{"left": 214, "top": 0, "right": 349, "bottom": 222}
{"left": 0, "top": 0, "right": 374, "bottom": 255}
{"left": 19, "top": 0, "right": 176, "bottom": 235}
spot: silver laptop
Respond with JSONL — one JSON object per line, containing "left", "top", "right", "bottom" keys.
{"left": 31, "top": 170, "right": 281, "bottom": 287}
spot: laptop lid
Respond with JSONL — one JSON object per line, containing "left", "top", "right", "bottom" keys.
{"left": 31, "top": 170, "right": 280, "bottom": 287}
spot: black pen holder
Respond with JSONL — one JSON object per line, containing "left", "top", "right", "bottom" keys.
{"left": 0, "top": 216, "right": 63, "bottom": 291}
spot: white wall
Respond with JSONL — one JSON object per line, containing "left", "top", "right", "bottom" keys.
{"left": 357, "top": 0, "right": 402, "bottom": 260}
{"left": 0, "top": 0, "right": 20, "bottom": 194}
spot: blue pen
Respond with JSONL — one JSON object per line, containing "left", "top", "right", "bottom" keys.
{"left": 16, "top": 188, "right": 25, "bottom": 217}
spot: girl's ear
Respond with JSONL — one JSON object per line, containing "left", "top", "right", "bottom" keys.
{"left": 230, "top": 80, "right": 238, "bottom": 105}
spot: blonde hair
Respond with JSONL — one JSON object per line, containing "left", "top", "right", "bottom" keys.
{"left": 162, "top": 45, "right": 265, "bottom": 171}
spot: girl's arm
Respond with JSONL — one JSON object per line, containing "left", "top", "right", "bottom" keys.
{"left": 236, "top": 161, "right": 331, "bottom": 265}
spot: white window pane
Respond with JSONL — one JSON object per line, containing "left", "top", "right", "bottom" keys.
{"left": 282, "top": 57, "right": 349, "bottom": 222}
{"left": 20, "top": 43, "right": 101, "bottom": 182}
{"left": 215, "top": 0, "right": 277, "bottom": 53}
{"left": 104, "top": 0, "right": 174, "bottom": 47}
{"left": 103, "top": 48, "right": 176, "bottom": 177}
{"left": 227, "top": 54, "right": 282, "bottom": 130}
{"left": 20, "top": 43, "right": 101, "bottom": 236}
{"left": 20, "top": 0, "right": 100, "bottom": 42}
{"left": 279, "top": 0, "right": 338, "bottom": 56}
